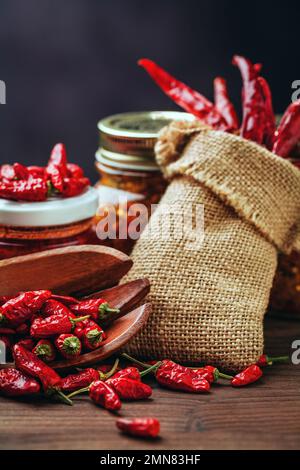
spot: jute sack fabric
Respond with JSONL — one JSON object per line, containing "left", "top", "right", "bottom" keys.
{"left": 124, "top": 121, "right": 300, "bottom": 370}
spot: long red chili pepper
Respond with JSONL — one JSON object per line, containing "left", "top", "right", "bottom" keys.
{"left": 70, "top": 298, "right": 120, "bottom": 323}
{"left": 256, "top": 354, "right": 289, "bottom": 367}
{"left": 0, "top": 290, "right": 52, "bottom": 327}
{"left": 232, "top": 55, "right": 266, "bottom": 144}
{"left": 0, "top": 368, "right": 41, "bottom": 397}
{"left": 272, "top": 100, "right": 300, "bottom": 157}
{"left": 116, "top": 417, "right": 160, "bottom": 438}
{"left": 33, "top": 339, "right": 56, "bottom": 362}
{"left": 13, "top": 344, "right": 72, "bottom": 405}
{"left": 106, "top": 377, "right": 153, "bottom": 401}
{"left": 55, "top": 334, "right": 82, "bottom": 359}
{"left": 46, "top": 143, "right": 68, "bottom": 193}
{"left": 257, "top": 76, "right": 276, "bottom": 149}
{"left": 60, "top": 368, "right": 100, "bottom": 393}
{"left": 0, "top": 178, "right": 48, "bottom": 202}
{"left": 30, "top": 313, "right": 90, "bottom": 338}
{"left": 231, "top": 364, "right": 263, "bottom": 387}
{"left": 41, "top": 299, "right": 73, "bottom": 318}
{"left": 213, "top": 77, "right": 239, "bottom": 130}
{"left": 138, "top": 58, "right": 228, "bottom": 130}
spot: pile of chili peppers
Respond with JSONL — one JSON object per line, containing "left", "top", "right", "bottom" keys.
{"left": 0, "top": 143, "right": 90, "bottom": 202}
{"left": 139, "top": 56, "right": 300, "bottom": 164}
{"left": 0, "top": 287, "right": 289, "bottom": 439}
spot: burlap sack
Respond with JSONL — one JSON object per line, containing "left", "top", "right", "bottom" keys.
{"left": 124, "top": 121, "right": 300, "bottom": 370}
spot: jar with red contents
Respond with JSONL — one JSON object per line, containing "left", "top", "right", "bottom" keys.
{"left": 0, "top": 187, "right": 99, "bottom": 259}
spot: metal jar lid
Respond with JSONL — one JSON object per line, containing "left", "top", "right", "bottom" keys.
{"left": 98, "top": 111, "right": 195, "bottom": 157}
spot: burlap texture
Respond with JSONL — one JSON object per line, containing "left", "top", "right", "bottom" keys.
{"left": 124, "top": 121, "right": 300, "bottom": 370}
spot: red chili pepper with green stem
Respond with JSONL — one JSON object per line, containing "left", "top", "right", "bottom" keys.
{"left": 61, "top": 360, "right": 119, "bottom": 393}
{"left": 0, "top": 368, "right": 41, "bottom": 397}
{"left": 30, "top": 313, "right": 90, "bottom": 338}
{"left": 116, "top": 417, "right": 160, "bottom": 438}
{"left": 70, "top": 298, "right": 120, "bottom": 324}
{"left": 81, "top": 324, "right": 104, "bottom": 351}
{"left": 106, "top": 377, "right": 152, "bottom": 401}
{"left": 0, "top": 290, "right": 51, "bottom": 327}
{"left": 33, "top": 340, "right": 56, "bottom": 362}
{"left": 55, "top": 334, "right": 82, "bottom": 359}
{"left": 256, "top": 354, "right": 289, "bottom": 367}
{"left": 231, "top": 364, "right": 263, "bottom": 387}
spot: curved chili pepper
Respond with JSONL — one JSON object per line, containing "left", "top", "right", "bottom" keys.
{"left": 0, "top": 290, "right": 52, "bottom": 327}
{"left": 33, "top": 339, "right": 56, "bottom": 362}
{"left": 89, "top": 380, "right": 121, "bottom": 410}
{"left": 81, "top": 324, "right": 104, "bottom": 351}
{"left": 138, "top": 58, "right": 228, "bottom": 130}
{"left": 70, "top": 298, "right": 120, "bottom": 324}
{"left": 106, "top": 377, "right": 152, "bottom": 401}
{"left": 116, "top": 417, "right": 160, "bottom": 438}
{"left": 0, "top": 178, "right": 48, "bottom": 202}
{"left": 231, "top": 364, "right": 263, "bottom": 387}
{"left": 61, "top": 368, "right": 100, "bottom": 393}
{"left": 257, "top": 76, "right": 276, "bottom": 149}
{"left": 256, "top": 354, "right": 289, "bottom": 367}
{"left": 232, "top": 55, "right": 266, "bottom": 144}
{"left": 46, "top": 143, "right": 68, "bottom": 193}
{"left": 61, "top": 177, "right": 90, "bottom": 198}
{"left": 55, "top": 334, "right": 82, "bottom": 359}
{"left": 13, "top": 162, "right": 29, "bottom": 180}
{"left": 272, "top": 100, "right": 300, "bottom": 157}
{"left": 41, "top": 299, "right": 74, "bottom": 318}
{"left": 0, "top": 368, "right": 41, "bottom": 397}
{"left": 13, "top": 344, "right": 72, "bottom": 405}
{"left": 213, "top": 77, "right": 239, "bottom": 130}
{"left": 30, "top": 313, "right": 90, "bottom": 338}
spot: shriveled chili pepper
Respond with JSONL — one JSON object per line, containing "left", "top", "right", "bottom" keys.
{"left": 13, "top": 344, "right": 72, "bottom": 405}
{"left": 256, "top": 354, "right": 289, "bottom": 367}
{"left": 0, "top": 290, "right": 51, "bottom": 327}
{"left": 138, "top": 58, "right": 228, "bottom": 130}
{"left": 110, "top": 366, "right": 141, "bottom": 382}
{"left": 231, "top": 364, "right": 263, "bottom": 387}
{"left": 272, "top": 100, "right": 300, "bottom": 158}
{"left": 81, "top": 324, "right": 104, "bottom": 351}
{"left": 0, "top": 368, "right": 41, "bottom": 397}
{"left": 74, "top": 318, "right": 98, "bottom": 339}
{"left": 89, "top": 380, "right": 121, "bottom": 410}
{"left": 116, "top": 417, "right": 160, "bottom": 438}
{"left": 0, "top": 178, "right": 48, "bottom": 202}
{"left": 41, "top": 299, "right": 73, "bottom": 318}
{"left": 33, "top": 339, "right": 56, "bottom": 362}
{"left": 30, "top": 313, "right": 89, "bottom": 338}
{"left": 67, "top": 163, "right": 84, "bottom": 179}
{"left": 55, "top": 334, "right": 82, "bottom": 359}
{"left": 51, "top": 294, "right": 79, "bottom": 306}
{"left": 213, "top": 77, "right": 239, "bottom": 130}
{"left": 61, "top": 368, "right": 100, "bottom": 393}
{"left": 232, "top": 55, "right": 266, "bottom": 145}
{"left": 46, "top": 143, "right": 68, "bottom": 193}
{"left": 257, "top": 76, "right": 276, "bottom": 149}
{"left": 70, "top": 298, "right": 120, "bottom": 324}
{"left": 61, "top": 177, "right": 90, "bottom": 198}
{"left": 107, "top": 377, "right": 152, "bottom": 401}
{"left": 13, "top": 162, "right": 29, "bottom": 180}
{"left": 191, "top": 365, "right": 232, "bottom": 384}
{"left": 17, "top": 338, "right": 35, "bottom": 351}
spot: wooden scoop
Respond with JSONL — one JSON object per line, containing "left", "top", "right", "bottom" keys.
{"left": 0, "top": 246, "right": 151, "bottom": 370}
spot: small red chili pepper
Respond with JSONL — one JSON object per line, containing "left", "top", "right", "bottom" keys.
{"left": 55, "top": 334, "right": 82, "bottom": 359}
{"left": 17, "top": 338, "right": 35, "bottom": 351}
{"left": 33, "top": 339, "right": 56, "bottom": 362}
{"left": 88, "top": 380, "right": 121, "bottom": 410}
{"left": 13, "top": 344, "right": 72, "bottom": 405}
{"left": 138, "top": 58, "right": 228, "bottom": 130}
{"left": 61, "top": 177, "right": 90, "bottom": 198}
{"left": 46, "top": 143, "right": 68, "bottom": 193}
{"left": 30, "top": 312, "right": 89, "bottom": 338}
{"left": 272, "top": 100, "right": 300, "bottom": 158}
{"left": 73, "top": 318, "right": 98, "bottom": 339}
{"left": 51, "top": 294, "right": 79, "bottom": 306}
{"left": 231, "top": 364, "right": 263, "bottom": 387}
{"left": 213, "top": 77, "right": 239, "bottom": 130}
{"left": 0, "top": 164, "right": 15, "bottom": 181}
{"left": 61, "top": 368, "right": 100, "bottom": 393}
{"left": 257, "top": 76, "right": 276, "bottom": 149}
{"left": 256, "top": 354, "right": 289, "bottom": 367}
{"left": 70, "top": 298, "right": 120, "bottom": 323}
{"left": 0, "top": 178, "right": 48, "bottom": 202}
{"left": 106, "top": 377, "right": 152, "bottom": 401}
{"left": 191, "top": 365, "right": 232, "bottom": 384}
{"left": 41, "top": 299, "right": 74, "bottom": 318}
{"left": 81, "top": 324, "right": 104, "bottom": 351}
{"left": 110, "top": 367, "right": 141, "bottom": 382}
{"left": 0, "top": 368, "right": 41, "bottom": 397}
{"left": 67, "top": 163, "right": 84, "bottom": 179}
{"left": 116, "top": 417, "right": 160, "bottom": 438}
{"left": 13, "top": 162, "right": 29, "bottom": 180}
{"left": 0, "top": 290, "right": 52, "bottom": 327}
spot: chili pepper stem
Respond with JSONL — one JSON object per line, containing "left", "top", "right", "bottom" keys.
{"left": 67, "top": 386, "right": 90, "bottom": 399}
{"left": 71, "top": 315, "right": 90, "bottom": 324}
{"left": 140, "top": 362, "right": 163, "bottom": 377}
{"left": 121, "top": 353, "right": 150, "bottom": 369}
{"left": 101, "top": 358, "right": 120, "bottom": 380}
{"left": 268, "top": 355, "right": 289, "bottom": 365}
{"left": 218, "top": 372, "right": 234, "bottom": 380}
{"left": 54, "top": 389, "right": 73, "bottom": 406}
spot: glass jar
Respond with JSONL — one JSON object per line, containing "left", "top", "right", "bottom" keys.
{"left": 0, "top": 187, "right": 99, "bottom": 259}
{"left": 95, "top": 111, "right": 195, "bottom": 253}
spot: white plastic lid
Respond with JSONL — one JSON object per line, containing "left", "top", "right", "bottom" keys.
{"left": 0, "top": 186, "right": 99, "bottom": 227}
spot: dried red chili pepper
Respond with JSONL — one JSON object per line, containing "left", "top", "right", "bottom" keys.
{"left": 0, "top": 178, "right": 48, "bottom": 202}
{"left": 70, "top": 298, "right": 120, "bottom": 323}
{"left": 232, "top": 55, "right": 266, "bottom": 145}
{"left": 257, "top": 76, "right": 276, "bottom": 149}
{"left": 30, "top": 313, "right": 89, "bottom": 338}
{"left": 17, "top": 338, "right": 35, "bottom": 351}
{"left": 89, "top": 380, "right": 121, "bottom": 410}
{"left": 67, "top": 163, "right": 84, "bottom": 179}
{"left": 13, "top": 344, "right": 72, "bottom": 405}
{"left": 13, "top": 162, "right": 29, "bottom": 180}
{"left": 213, "top": 77, "right": 239, "bottom": 130}
{"left": 55, "top": 334, "right": 82, "bottom": 359}
{"left": 33, "top": 339, "right": 56, "bottom": 362}
{"left": 73, "top": 318, "right": 98, "bottom": 339}
{"left": 81, "top": 324, "right": 104, "bottom": 351}
{"left": 191, "top": 365, "right": 232, "bottom": 384}
{"left": 138, "top": 58, "right": 228, "bottom": 130}
{"left": 27, "top": 166, "right": 46, "bottom": 179}
{"left": 111, "top": 366, "right": 141, "bottom": 382}
{"left": 0, "top": 290, "right": 51, "bottom": 327}
{"left": 61, "top": 368, "right": 100, "bottom": 393}
{"left": 231, "top": 364, "right": 263, "bottom": 387}
{"left": 116, "top": 417, "right": 160, "bottom": 438}
{"left": 0, "top": 368, "right": 41, "bottom": 397}
{"left": 46, "top": 143, "right": 68, "bottom": 193}
{"left": 61, "top": 177, "right": 90, "bottom": 198}
{"left": 272, "top": 100, "right": 300, "bottom": 158}
{"left": 41, "top": 299, "right": 73, "bottom": 318}
{"left": 106, "top": 377, "right": 152, "bottom": 401}
{"left": 256, "top": 354, "right": 289, "bottom": 367}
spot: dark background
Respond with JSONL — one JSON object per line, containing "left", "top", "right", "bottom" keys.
{"left": 0, "top": 0, "right": 299, "bottom": 181}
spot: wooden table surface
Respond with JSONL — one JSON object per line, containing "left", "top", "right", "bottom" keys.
{"left": 0, "top": 316, "right": 299, "bottom": 450}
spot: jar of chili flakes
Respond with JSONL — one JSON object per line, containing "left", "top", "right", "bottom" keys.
{"left": 0, "top": 187, "right": 99, "bottom": 259}
{"left": 95, "top": 111, "right": 195, "bottom": 253}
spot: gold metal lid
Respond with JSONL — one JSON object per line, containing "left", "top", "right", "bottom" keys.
{"left": 98, "top": 111, "right": 195, "bottom": 157}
